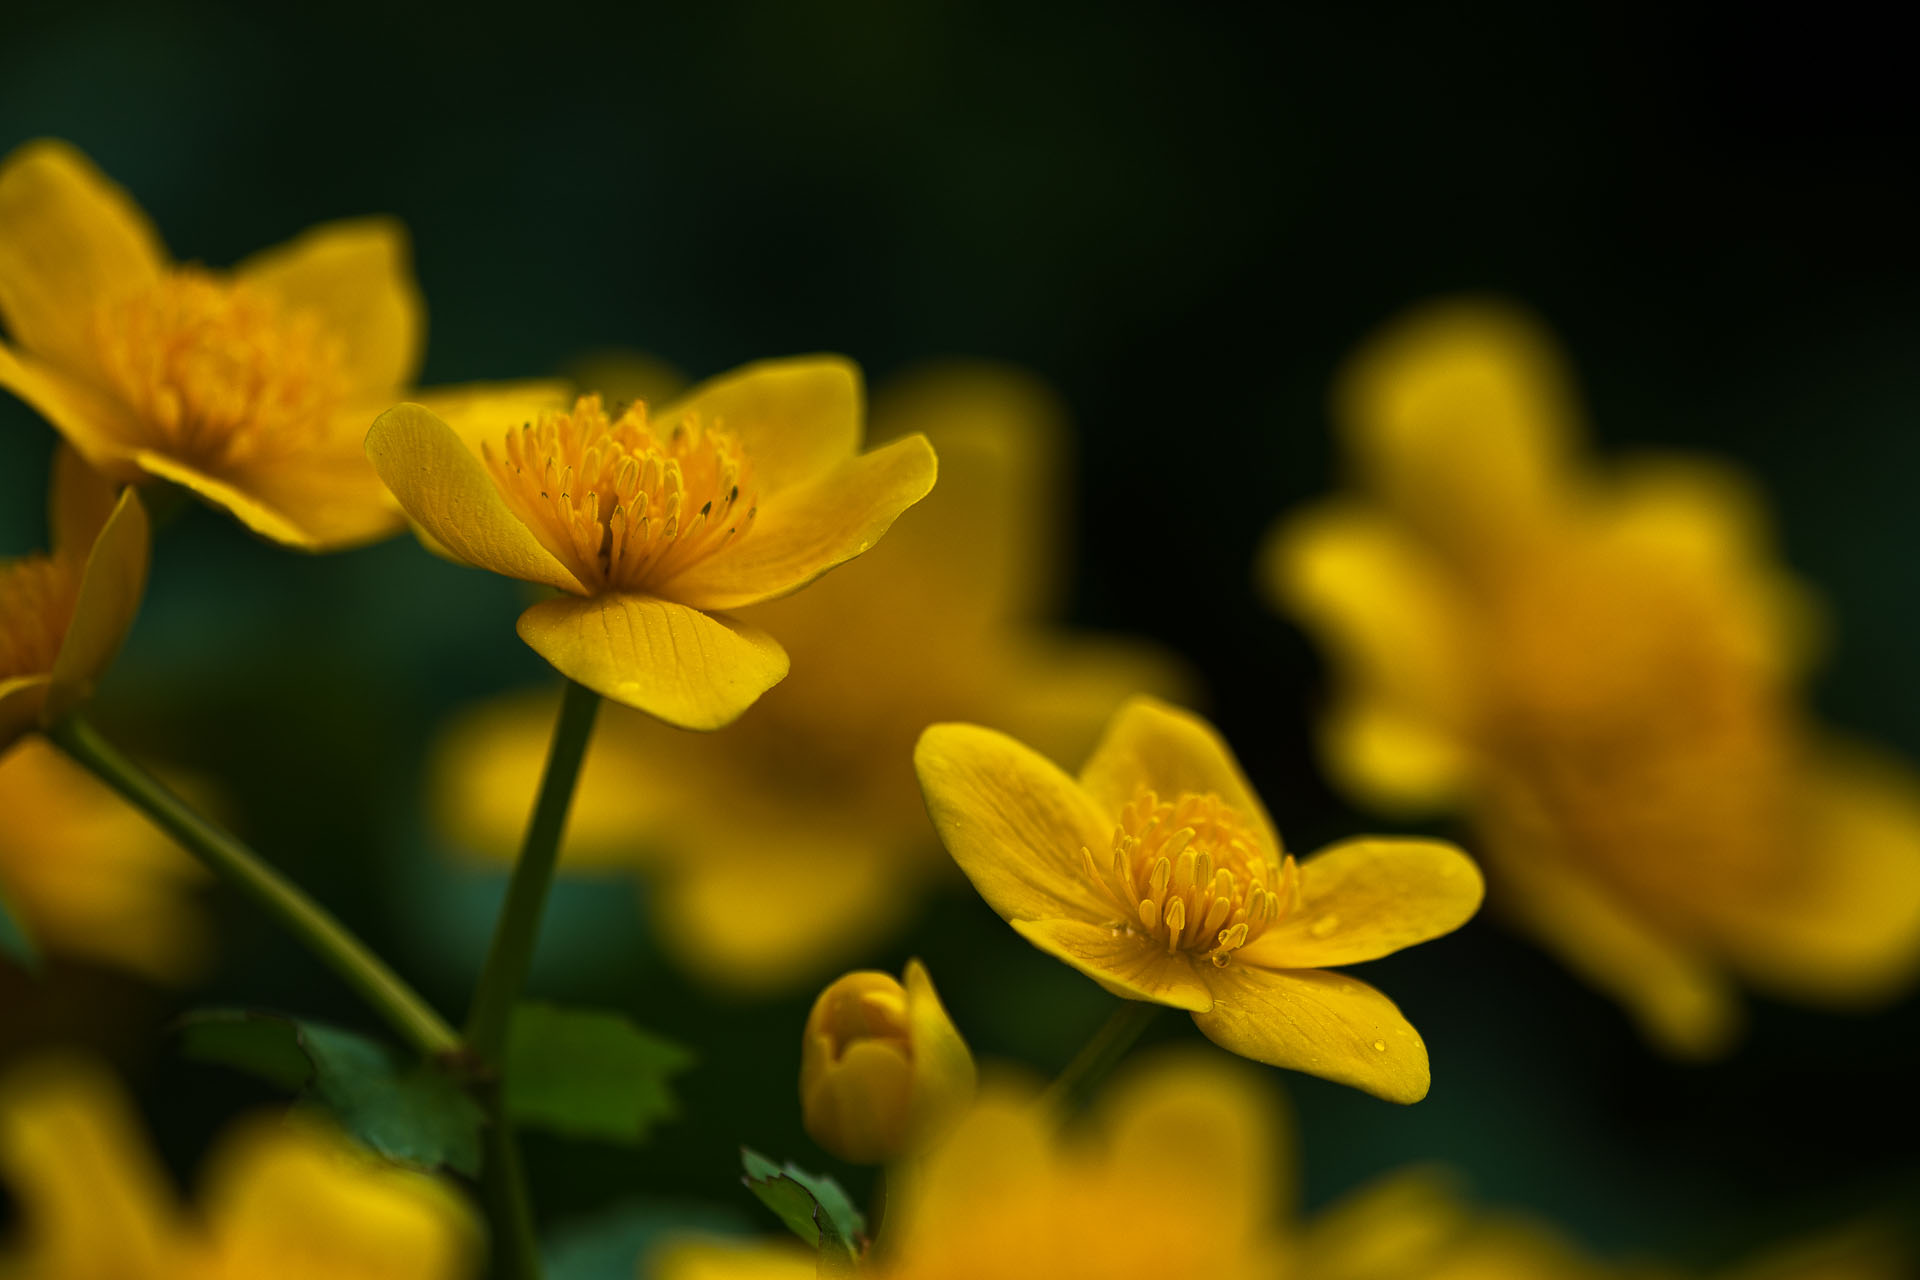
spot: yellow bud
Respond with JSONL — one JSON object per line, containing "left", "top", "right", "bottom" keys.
{"left": 800, "top": 959, "right": 976, "bottom": 1165}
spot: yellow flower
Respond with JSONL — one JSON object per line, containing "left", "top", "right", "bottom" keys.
{"left": 0, "top": 139, "right": 563, "bottom": 551}
{"left": 0, "top": 446, "right": 147, "bottom": 753}
{"left": 800, "top": 959, "right": 976, "bottom": 1165}
{"left": 0, "top": 737, "right": 205, "bottom": 981}
{"left": 0, "top": 1055, "right": 480, "bottom": 1279}
{"left": 429, "top": 363, "right": 1181, "bottom": 982}
{"left": 914, "top": 696, "right": 1483, "bottom": 1103}
{"left": 366, "top": 359, "right": 936, "bottom": 728}
{"left": 1262, "top": 300, "right": 1920, "bottom": 1056}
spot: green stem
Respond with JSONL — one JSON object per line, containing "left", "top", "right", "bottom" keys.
{"left": 46, "top": 714, "right": 460, "bottom": 1058}
{"left": 1040, "top": 1000, "right": 1161, "bottom": 1111}
{"left": 480, "top": 1093, "right": 543, "bottom": 1280}
{"left": 462, "top": 678, "right": 601, "bottom": 1063}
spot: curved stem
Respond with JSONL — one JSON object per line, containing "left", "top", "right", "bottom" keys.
{"left": 47, "top": 714, "right": 460, "bottom": 1058}
{"left": 462, "top": 678, "right": 601, "bottom": 1063}
{"left": 1040, "top": 1000, "right": 1161, "bottom": 1111}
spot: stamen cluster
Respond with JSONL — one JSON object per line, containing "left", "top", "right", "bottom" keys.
{"left": 91, "top": 269, "right": 349, "bottom": 470}
{"left": 483, "top": 395, "right": 758, "bottom": 594}
{"left": 1082, "top": 787, "right": 1297, "bottom": 965}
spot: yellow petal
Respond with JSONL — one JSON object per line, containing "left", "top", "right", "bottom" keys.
{"left": 1337, "top": 297, "right": 1578, "bottom": 546}
{"left": 49, "top": 444, "right": 118, "bottom": 557}
{"left": 1293, "top": 1168, "right": 1474, "bottom": 1280}
{"left": 1098, "top": 1050, "right": 1292, "bottom": 1234}
{"left": 914, "top": 722, "right": 1114, "bottom": 924}
{"left": 200, "top": 1118, "right": 480, "bottom": 1280}
{"left": 656, "top": 355, "right": 861, "bottom": 493}
{"left": 0, "top": 1056, "right": 183, "bottom": 1277}
{"left": 1237, "top": 837, "right": 1483, "bottom": 968}
{"left": 236, "top": 217, "right": 423, "bottom": 395}
{"left": 516, "top": 593, "right": 788, "bottom": 731}
{"left": 364, "top": 402, "right": 584, "bottom": 592}
{"left": 1011, "top": 917, "right": 1214, "bottom": 1012}
{"left": 1076, "top": 696, "right": 1281, "bottom": 858}
{"left": 225, "top": 431, "right": 408, "bottom": 551}
{"left": 660, "top": 432, "right": 938, "bottom": 611}
{"left": 1191, "top": 965, "right": 1430, "bottom": 1103}
{"left": 407, "top": 378, "right": 573, "bottom": 451}
{"left": 128, "top": 448, "right": 328, "bottom": 549}
{"left": 651, "top": 1239, "right": 820, "bottom": 1280}
{"left": 0, "top": 340, "right": 147, "bottom": 475}
{"left": 0, "top": 140, "right": 166, "bottom": 374}
{"left": 0, "top": 675, "right": 53, "bottom": 753}
{"left": 903, "top": 958, "right": 979, "bottom": 1141}
{"left": 805, "top": 1038, "right": 915, "bottom": 1165}
{"left": 46, "top": 488, "right": 147, "bottom": 721}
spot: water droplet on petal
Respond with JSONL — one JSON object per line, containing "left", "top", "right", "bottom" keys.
{"left": 1309, "top": 915, "right": 1339, "bottom": 938}
{"left": 1371, "top": 1040, "right": 1387, "bottom": 1052}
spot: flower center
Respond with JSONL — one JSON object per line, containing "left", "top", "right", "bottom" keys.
{"left": 91, "top": 269, "right": 351, "bottom": 472}
{"left": 482, "top": 394, "right": 758, "bottom": 594}
{"left": 1081, "top": 788, "right": 1296, "bottom": 965}
{"left": 0, "top": 555, "right": 79, "bottom": 681}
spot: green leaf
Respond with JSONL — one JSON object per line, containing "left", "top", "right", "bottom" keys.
{"left": 506, "top": 1002, "right": 692, "bottom": 1145}
{"left": 546, "top": 1199, "right": 751, "bottom": 1280}
{"left": 740, "top": 1147, "right": 865, "bottom": 1266}
{"left": 0, "top": 889, "right": 39, "bottom": 973}
{"left": 174, "top": 1009, "right": 485, "bottom": 1176}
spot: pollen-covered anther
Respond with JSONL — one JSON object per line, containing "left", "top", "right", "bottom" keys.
{"left": 91, "top": 268, "right": 350, "bottom": 470}
{"left": 1083, "top": 787, "right": 1297, "bottom": 965}
{"left": 0, "top": 555, "right": 79, "bottom": 681}
{"left": 482, "top": 394, "right": 758, "bottom": 594}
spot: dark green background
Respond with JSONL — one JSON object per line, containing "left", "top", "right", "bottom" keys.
{"left": 3, "top": 0, "right": 1916, "bottom": 1270}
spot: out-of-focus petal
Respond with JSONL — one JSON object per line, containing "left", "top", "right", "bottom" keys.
{"left": 236, "top": 217, "right": 424, "bottom": 395}
{"left": 0, "top": 342, "right": 147, "bottom": 476}
{"left": 46, "top": 488, "right": 147, "bottom": 721}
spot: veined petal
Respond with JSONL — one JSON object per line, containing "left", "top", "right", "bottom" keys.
{"left": 659, "top": 432, "right": 938, "bottom": 611}
{"left": 656, "top": 355, "right": 861, "bottom": 493}
{"left": 364, "top": 402, "right": 584, "bottom": 592}
{"left": 1238, "top": 838, "right": 1483, "bottom": 969}
{"left": 0, "top": 675, "right": 53, "bottom": 752}
{"left": 1011, "top": 918, "right": 1213, "bottom": 1012}
{"left": 50, "top": 444, "right": 119, "bottom": 557}
{"left": 46, "top": 489, "right": 147, "bottom": 722}
{"left": 128, "top": 449, "right": 321, "bottom": 550}
{"left": 914, "top": 722, "right": 1114, "bottom": 924}
{"left": 1192, "top": 966, "right": 1429, "bottom": 1104}
{"left": 407, "top": 379, "right": 573, "bottom": 451}
{"left": 0, "top": 140, "right": 167, "bottom": 374}
{"left": 0, "top": 341, "right": 148, "bottom": 476}
{"left": 235, "top": 217, "right": 423, "bottom": 396}
{"left": 1077, "top": 697, "right": 1281, "bottom": 858}
{"left": 516, "top": 593, "right": 788, "bottom": 731}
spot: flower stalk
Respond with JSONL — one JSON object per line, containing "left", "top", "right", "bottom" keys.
{"left": 46, "top": 713, "right": 460, "bottom": 1058}
{"left": 1040, "top": 1000, "right": 1160, "bottom": 1111}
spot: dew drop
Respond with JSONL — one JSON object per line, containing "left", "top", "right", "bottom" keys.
{"left": 1309, "top": 915, "right": 1339, "bottom": 938}
{"left": 1371, "top": 1040, "right": 1387, "bottom": 1052}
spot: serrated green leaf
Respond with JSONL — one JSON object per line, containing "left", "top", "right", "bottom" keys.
{"left": 545, "top": 1199, "right": 751, "bottom": 1280}
{"left": 740, "top": 1147, "right": 865, "bottom": 1265}
{"left": 506, "top": 1002, "right": 692, "bottom": 1144}
{"left": 0, "top": 889, "right": 39, "bottom": 973}
{"left": 173, "top": 1009, "right": 484, "bottom": 1176}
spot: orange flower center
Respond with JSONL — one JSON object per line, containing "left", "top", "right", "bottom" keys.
{"left": 1081, "top": 788, "right": 1297, "bottom": 965}
{"left": 482, "top": 394, "right": 759, "bottom": 594}
{"left": 0, "top": 555, "right": 78, "bottom": 681}
{"left": 91, "top": 269, "right": 351, "bottom": 471}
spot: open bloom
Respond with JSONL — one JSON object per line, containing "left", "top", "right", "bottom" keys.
{"left": 0, "top": 1056, "right": 479, "bottom": 1278}
{"left": 430, "top": 363, "right": 1179, "bottom": 979}
{"left": 367, "top": 359, "right": 936, "bottom": 728}
{"left": 914, "top": 697, "right": 1482, "bottom": 1102}
{"left": 800, "top": 959, "right": 976, "bottom": 1164}
{"left": 0, "top": 447, "right": 147, "bottom": 753}
{"left": 0, "top": 737, "right": 205, "bottom": 981}
{"left": 1263, "top": 300, "right": 1920, "bottom": 1055}
{"left": 0, "top": 139, "right": 562, "bottom": 550}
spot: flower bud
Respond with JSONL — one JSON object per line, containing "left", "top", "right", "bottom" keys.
{"left": 800, "top": 959, "right": 976, "bottom": 1164}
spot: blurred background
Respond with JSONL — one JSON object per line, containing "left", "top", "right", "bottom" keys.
{"left": 2, "top": 0, "right": 1917, "bottom": 1271}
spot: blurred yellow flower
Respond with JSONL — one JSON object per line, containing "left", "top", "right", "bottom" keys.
{"left": 430, "top": 363, "right": 1181, "bottom": 984}
{"left": 914, "top": 697, "right": 1482, "bottom": 1102}
{"left": 800, "top": 959, "right": 976, "bottom": 1165}
{"left": 0, "top": 447, "right": 147, "bottom": 753}
{"left": 1263, "top": 300, "right": 1920, "bottom": 1056}
{"left": 367, "top": 360, "right": 936, "bottom": 728}
{"left": 0, "top": 737, "right": 205, "bottom": 981}
{"left": 0, "top": 139, "right": 562, "bottom": 551}
{"left": 0, "top": 1056, "right": 480, "bottom": 1279}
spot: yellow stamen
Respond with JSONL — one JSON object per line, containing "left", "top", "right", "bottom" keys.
{"left": 483, "top": 395, "right": 758, "bottom": 593}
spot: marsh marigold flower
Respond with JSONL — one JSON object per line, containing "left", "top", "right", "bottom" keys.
{"left": 0, "top": 447, "right": 147, "bottom": 753}
{"left": 367, "top": 359, "right": 936, "bottom": 729}
{"left": 0, "top": 737, "right": 205, "bottom": 981}
{"left": 0, "top": 1056, "right": 480, "bottom": 1278}
{"left": 914, "top": 697, "right": 1483, "bottom": 1103}
{"left": 800, "top": 959, "right": 976, "bottom": 1164}
{"left": 1263, "top": 300, "right": 1920, "bottom": 1055}
{"left": 0, "top": 139, "right": 562, "bottom": 550}
{"left": 430, "top": 363, "right": 1181, "bottom": 982}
